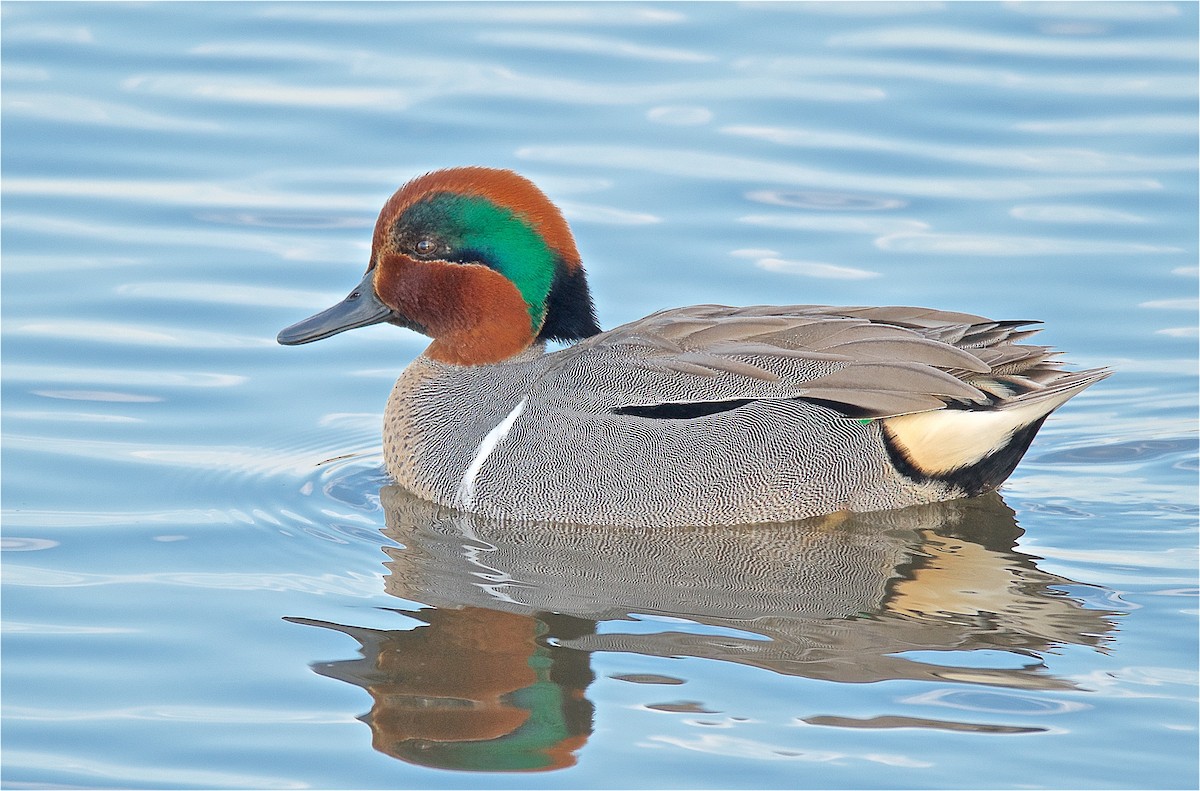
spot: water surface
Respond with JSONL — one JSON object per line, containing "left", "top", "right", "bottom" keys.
{"left": 2, "top": 2, "right": 1197, "bottom": 788}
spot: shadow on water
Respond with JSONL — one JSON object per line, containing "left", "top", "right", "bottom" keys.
{"left": 288, "top": 488, "right": 1118, "bottom": 773}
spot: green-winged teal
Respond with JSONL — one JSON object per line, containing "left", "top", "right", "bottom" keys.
{"left": 279, "top": 167, "right": 1109, "bottom": 526}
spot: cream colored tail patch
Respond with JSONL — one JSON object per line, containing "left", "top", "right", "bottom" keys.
{"left": 882, "top": 388, "right": 1080, "bottom": 477}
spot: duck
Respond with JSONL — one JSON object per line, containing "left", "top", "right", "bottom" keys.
{"left": 278, "top": 166, "right": 1109, "bottom": 527}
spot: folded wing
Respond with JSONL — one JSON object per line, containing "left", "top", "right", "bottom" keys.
{"left": 537, "top": 304, "right": 1102, "bottom": 420}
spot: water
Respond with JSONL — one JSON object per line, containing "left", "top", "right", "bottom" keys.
{"left": 2, "top": 2, "right": 1196, "bottom": 788}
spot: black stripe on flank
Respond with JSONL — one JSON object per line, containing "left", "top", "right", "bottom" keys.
{"left": 613, "top": 395, "right": 889, "bottom": 421}
{"left": 613, "top": 399, "right": 756, "bottom": 419}
{"left": 883, "top": 414, "right": 1050, "bottom": 497}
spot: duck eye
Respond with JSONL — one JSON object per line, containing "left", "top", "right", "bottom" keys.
{"left": 414, "top": 238, "right": 439, "bottom": 257}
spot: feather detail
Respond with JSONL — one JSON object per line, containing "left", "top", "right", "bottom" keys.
{"left": 546, "top": 304, "right": 1107, "bottom": 427}
{"left": 883, "top": 368, "right": 1111, "bottom": 478}
{"left": 455, "top": 397, "right": 528, "bottom": 510}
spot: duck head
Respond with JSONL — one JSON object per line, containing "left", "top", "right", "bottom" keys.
{"left": 278, "top": 167, "right": 601, "bottom": 365}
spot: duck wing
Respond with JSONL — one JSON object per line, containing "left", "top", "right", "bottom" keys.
{"left": 538, "top": 304, "right": 1101, "bottom": 420}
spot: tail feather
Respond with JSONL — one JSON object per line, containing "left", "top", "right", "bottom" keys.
{"left": 992, "top": 367, "right": 1111, "bottom": 410}
{"left": 882, "top": 367, "right": 1110, "bottom": 492}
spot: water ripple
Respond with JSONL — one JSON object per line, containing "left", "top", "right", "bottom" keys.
{"left": 901, "top": 688, "right": 1088, "bottom": 715}
{"left": 196, "top": 212, "right": 370, "bottom": 229}
{"left": 747, "top": 189, "right": 906, "bottom": 211}
{"left": 1036, "top": 438, "right": 1198, "bottom": 465}
{"left": 1, "top": 750, "right": 307, "bottom": 790}
{"left": 802, "top": 714, "right": 1044, "bottom": 734}
{"left": 644, "top": 734, "right": 933, "bottom": 768}
{"left": 1, "top": 433, "right": 366, "bottom": 479}
{"left": 827, "top": 26, "right": 1197, "bottom": 60}
{"left": 722, "top": 124, "right": 1196, "bottom": 173}
{"left": 647, "top": 105, "right": 714, "bottom": 126}
{"left": 116, "top": 282, "right": 340, "bottom": 309}
{"left": 5, "top": 213, "right": 361, "bottom": 262}
{"left": 733, "top": 56, "right": 1196, "bottom": 97}
{"left": 477, "top": 31, "right": 716, "bottom": 63}
{"left": 4, "top": 364, "right": 245, "bottom": 388}
{"left": 256, "top": 4, "right": 685, "bottom": 25}
{"left": 559, "top": 201, "right": 662, "bottom": 226}
{"left": 1139, "top": 298, "right": 1199, "bottom": 310}
{"left": 30, "top": 390, "right": 161, "bottom": 403}
{"left": 516, "top": 145, "right": 1163, "bottom": 199}
{"left": 730, "top": 249, "right": 880, "bottom": 280}
{"left": 0, "top": 414, "right": 389, "bottom": 548}
{"left": 753, "top": 258, "right": 881, "bottom": 281}
{"left": 1010, "top": 205, "right": 1150, "bottom": 224}
{"left": 2, "top": 23, "right": 94, "bottom": 43}
{"left": 4, "top": 704, "right": 353, "bottom": 724}
{"left": 1022, "top": 545, "right": 1199, "bottom": 575}
{"left": 1, "top": 538, "right": 60, "bottom": 552}
{"left": 123, "top": 73, "right": 414, "bottom": 109}
{"left": 121, "top": 70, "right": 886, "bottom": 109}
{"left": 753, "top": 1, "right": 943, "bottom": 17}
{"left": 1, "top": 92, "right": 220, "bottom": 131}
{"left": 2, "top": 621, "right": 132, "bottom": 634}
{"left": 4, "top": 563, "right": 385, "bottom": 596}
{"left": 13, "top": 320, "right": 272, "bottom": 349}
{"left": 2, "top": 177, "right": 374, "bottom": 211}
{"left": 1004, "top": 2, "right": 1182, "bottom": 21}
{"left": 875, "top": 231, "right": 1180, "bottom": 255}
{"left": 1016, "top": 115, "right": 1197, "bottom": 135}
{"left": 0, "top": 64, "right": 50, "bottom": 81}
{"left": 740, "top": 213, "right": 929, "bottom": 235}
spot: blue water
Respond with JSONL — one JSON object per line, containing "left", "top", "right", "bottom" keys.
{"left": 2, "top": 2, "right": 1197, "bottom": 788}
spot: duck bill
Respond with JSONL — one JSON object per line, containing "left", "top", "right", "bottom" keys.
{"left": 277, "top": 270, "right": 396, "bottom": 345}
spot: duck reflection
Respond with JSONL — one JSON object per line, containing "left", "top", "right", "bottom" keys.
{"left": 291, "top": 488, "right": 1116, "bottom": 772}
{"left": 289, "top": 607, "right": 594, "bottom": 772}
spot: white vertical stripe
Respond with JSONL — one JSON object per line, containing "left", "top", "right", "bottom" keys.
{"left": 456, "top": 397, "right": 528, "bottom": 511}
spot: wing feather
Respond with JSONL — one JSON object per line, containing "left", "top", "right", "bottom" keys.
{"left": 535, "top": 303, "right": 1104, "bottom": 420}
